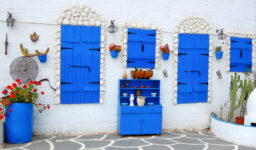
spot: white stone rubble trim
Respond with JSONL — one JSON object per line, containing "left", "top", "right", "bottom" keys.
{"left": 55, "top": 4, "right": 106, "bottom": 104}
{"left": 121, "top": 22, "right": 162, "bottom": 69}
{"left": 225, "top": 32, "right": 256, "bottom": 72}
{"left": 172, "top": 16, "right": 214, "bottom": 104}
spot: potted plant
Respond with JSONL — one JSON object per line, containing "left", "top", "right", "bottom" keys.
{"left": 227, "top": 72, "right": 253, "bottom": 124}
{"left": 160, "top": 43, "right": 171, "bottom": 60}
{"left": 0, "top": 79, "right": 50, "bottom": 143}
{"left": 215, "top": 46, "right": 223, "bottom": 59}
{"left": 109, "top": 43, "right": 121, "bottom": 58}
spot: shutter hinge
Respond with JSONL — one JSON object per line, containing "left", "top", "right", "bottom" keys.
{"left": 178, "top": 82, "right": 187, "bottom": 85}
{"left": 246, "top": 41, "right": 252, "bottom": 44}
{"left": 178, "top": 53, "right": 188, "bottom": 56}
{"left": 89, "top": 82, "right": 100, "bottom": 84}
{"left": 231, "top": 40, "right": 238, "bottom": 43}
{"left": 61, "top": 47, "right": 73, "bottom": 50}
{"left": 147, "top": 34, "right": 156, "bottom": 36}
{"left": 240, "top": 51, "right": 243, "bottom": 58}
{"left": 200, "top": 82, "right": 208, "bottom": 85}
{"left": 200, "top": 53, "right": 209, "bottom": 56}
{"left": 61, "top": 82, "right": 72, "bottom": 85}
{"left": 127, "top": 61, "right": 136, "bottom": 63}
{"left": 128, "top": 32, "right": 136, "bottom": 35}
{"left": 89, "top": 48, "right": 100, "bottom": 51}
{"left": 70, "top": 65, "right": 90, "bottom": 71}
{"left": 147, "top": 61, "right": 155, "bottom": 64}
{"left": 230, "top": 65, "right": 236, "bottom": 68}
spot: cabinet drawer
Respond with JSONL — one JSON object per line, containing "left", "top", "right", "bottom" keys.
{"left": 120, "top": 105, "right": 162, "bottom": 114}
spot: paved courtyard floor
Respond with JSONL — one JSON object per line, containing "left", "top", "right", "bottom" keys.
{"left": 3, "top": 130, "right": 256, "bottom": 150}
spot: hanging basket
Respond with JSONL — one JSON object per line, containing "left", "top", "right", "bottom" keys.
{"left": 110, "top": 50, "right": 119, "bottom": 58}
{"left": 38, "top": 54, "right": 47, "bottom": 63}
{"left": 215, "top": 51, "right": 223, "bottom": 59}
{"left": 162, "top": 53, "right": 170, "bottom": 60}
{"left": 5, "top": 103, "right": 33, "bottom": 143}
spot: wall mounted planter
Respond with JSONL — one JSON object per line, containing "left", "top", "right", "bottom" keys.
{"left": 110, "top": 50, "right": 119, "bottom": 58}
{"left": 162, "top": 53, "right": 170, "bottom": 60}
{"left": 5, "top": 103, "right": 33, "bottom": 143}
{"left": 38, "top": 54, "right": 47, "bottom": 63}
{"left": 215, "top": 51, "right": 223, "bottom": 59}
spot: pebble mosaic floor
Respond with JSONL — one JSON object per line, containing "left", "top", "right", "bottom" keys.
{"left": 3, "top": 130, "right": 256, "bottom": 150}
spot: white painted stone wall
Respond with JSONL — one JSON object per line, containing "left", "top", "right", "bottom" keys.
{"left": 0, "top": 0, "right": 255, "bottom": 135}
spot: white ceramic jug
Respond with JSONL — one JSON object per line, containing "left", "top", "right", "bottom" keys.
{"left": 137, "top": 96, "right": 146, "bottom": 106}
{"left": 129, "top": 94, "right": 134, "bottom": 106}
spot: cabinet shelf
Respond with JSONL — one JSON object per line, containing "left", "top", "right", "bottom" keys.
{"left": 120, "top": 96, "right": 159, "bottom": 99}
{"left": 120, "top": 88, "right": 159, "bottom": 90}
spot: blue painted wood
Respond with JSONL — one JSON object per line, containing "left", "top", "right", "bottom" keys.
{"left": 177, "top": 34, "right": 209, "bottom": 104}
{"left": 61, "top": 25, "right": 100, "bottom": 104}
{"left": 127, "top": 28, "right": 156, "bottom": 68}
{"left": 230, "top": 37, "right": 252, "bottom": 72}
{"left": 118, "top": 79, "right": 162, "bottom": 135}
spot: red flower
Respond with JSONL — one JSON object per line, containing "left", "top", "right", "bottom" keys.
{"left": 0, "top": 115, "right": 3, "bottom": 120}
{"left": 37, "top": 82, "right": 41, "bottom": 86}
{"left": 41, "top": 91, "right": 44, "bottom": 95}
{"left": 15, "top": 79, "right": 20, "bottom": 83}
{"left": 17, "top": 90, "right": 20, "bottom": 93}
{"left": 47, "top": 105, "right": 50, "bottom": 109}
{"left": 29, "top": 81, "right": 34, "bottom": 85}
{"left": 12, "top": 83, "right": 17, "bottom": 88}
{"left": 1, "top": 90, "right": 6, "bottom": 94}
{"left": 10, "top": 91, "right": 15, "bottom": 95}
{"left": 7, "top": 101, "right": 11, "bottom": 105}
{"left": 4, "top": 113, "right": 7, "bottom": 117}
{"left": 8, "top": 109, "right": 12, "bottom": 112}
{"left": 9, "top": 95, "right": 15, "bottom": 99}
{"left": 23, "top": 85, "right": 27, "bottom": 89}
{"left": 33, "top": 89, "right": 37, "bottom": 92}
{"left": 7, "top": 85, "right": 12, "bottom": 90}
{"left": 38, "top": 103, "right": 42, "bottom": 106}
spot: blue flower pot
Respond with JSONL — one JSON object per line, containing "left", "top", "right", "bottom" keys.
{"left": 162, "top": 53, "right": 170, "bottom": 60}
{"left": 5, "top": 103, "right": 33, "bottom": 143}
{"left": 38, "top": 55, "right": 47, "bottom": 63}
{"left": 215, "top": 51, "right": 223, "bottom": 59}
{"left": 110, "top": 51, "right": 119, "bottom": 58}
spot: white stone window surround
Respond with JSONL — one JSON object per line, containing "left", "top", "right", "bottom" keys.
{"left": 172, "top": 16, "right": 214, "bottom": 104}
{"left": 225, "top": 32, "right": 256, "bottom": 72}
{"left": 121, "top": 23, "right": 162, "bottom": 69}
{"left": 54, "top": 4, "right": 106, "bottom": 104}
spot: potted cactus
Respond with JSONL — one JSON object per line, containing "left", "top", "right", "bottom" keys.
{"left": 227, "top": 72, "right": 254, "bottom": 124}
{"left": 215, "top": 46, "right": 223, "bottom": 59}
{"left": 109, "top": 43, "right": 121, "bottom": 58}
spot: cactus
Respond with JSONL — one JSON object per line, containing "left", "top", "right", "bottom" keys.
{"left": 227, "top": 72, "right": 253, "bottom": 122}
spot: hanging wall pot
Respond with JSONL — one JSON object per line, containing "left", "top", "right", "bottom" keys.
{"left": 215, "top": 46, "right": 223, "bottom": 59}
{"left": 20, "top": 43, "right": 49, "bottom": 63}
{"left": 160, "top": 43, "right": 171, "bottom": 60}
{"left": 38, "top": 55, "right": 47, "bottom": 63}
{"left": 109, "top": 43, "right": 121, "bottom": 58}
{"left": 162, "top": 53, "right": 170, "bottom": 60}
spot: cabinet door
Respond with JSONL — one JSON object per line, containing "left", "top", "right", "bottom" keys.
{"left": 142, "top": 114, "right": 162, "bottom": 134}
{"left": 120, "top": 114, "right": 141, "bottom": 135}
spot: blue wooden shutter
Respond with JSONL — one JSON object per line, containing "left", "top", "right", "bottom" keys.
{"left": 61, "top": 25, "right": 100, "bottom": 104}
{"left": 177, "top": 34, "right": 209, "bottom": 104}
{"left": 127, "top": 28, "right": 156, "bottom": 68}
{"left": 230, "top": 37, "right": 252, "bottom": 72}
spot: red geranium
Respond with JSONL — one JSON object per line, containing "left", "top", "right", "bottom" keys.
{"left": 41, "top": 91, "right": 44, "bottom": 95}
{"left": 15, "top": 79, "right": 20, "bottom": 83}
{"left": 1, "top": 90, "right": 6, "bottom": 94}
{"left": 9, "top": 95, "right": 15, "bottom": 99}
{"left": 12, "top": 83, "right": 17, "bottom": 88}
{"left": 23, "top": 85, "right": 27, "bottom": 89}
{"left": 33, "top": 89, "right": 37, "bottom": 92}
{"left": 9, "top": 109, "right": 12, "bottom": 112}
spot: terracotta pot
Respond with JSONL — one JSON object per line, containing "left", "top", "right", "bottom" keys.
{"left": 235, "top": 117, "right": 244, "bottom": 125}
{"left": 131, "top": 70, "right": 153, "bottom": 79}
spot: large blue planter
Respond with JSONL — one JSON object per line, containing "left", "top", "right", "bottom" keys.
{"left": 5, "top": 103, "right": 33, "bottom": 143}
{"left": 38, "top": 55, "right": 47, "bottom": 63}
{"left": 162, "top": 53, "right": 170, "bottom": 60}
{"left": 215, "top": 51, "right": 223, "bottom": 59}
{"left": 110, "top": 51, "right": 119, "bottom": 58}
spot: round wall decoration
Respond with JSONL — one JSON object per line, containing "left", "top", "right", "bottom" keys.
{"left": 10, "top": 56, "right": 38, "bottom": 83}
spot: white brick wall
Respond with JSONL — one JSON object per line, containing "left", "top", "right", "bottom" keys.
{"left": 0, "top": 0, "right": 255, "bottom": 135}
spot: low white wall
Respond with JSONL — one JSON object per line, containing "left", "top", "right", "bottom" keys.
{"left": 211, "top": 114, "right": 256, "bottom": 148}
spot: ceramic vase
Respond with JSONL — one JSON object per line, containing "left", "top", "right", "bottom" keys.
{"left": 130, "top": 94, "right": 134, "bottom": 106}
{"left": 137, "top": 96, "right": 146, "bottom": 106}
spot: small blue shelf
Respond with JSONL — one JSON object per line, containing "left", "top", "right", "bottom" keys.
{"left": 118, "top": 79, "right": 162, "bottom": 135}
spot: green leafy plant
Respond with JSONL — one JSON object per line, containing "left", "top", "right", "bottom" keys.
{"left": 215, "top": 46, "right": 222, "bottom": 52}
{"left": 0, "top": 79, "right": 50, "bottom": 121}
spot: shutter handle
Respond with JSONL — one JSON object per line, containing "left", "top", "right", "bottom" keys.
{"left": 141, "top": 44, "right": 144, "bottom": 52}
{"left": 240, "top": 51, "right": 243, "bottom": 58}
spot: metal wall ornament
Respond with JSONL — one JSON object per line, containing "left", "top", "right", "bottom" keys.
{"left": 30, "top": 32, "right": 39, "bottom": 42}
{"left": 216, "top": 29, "right": 226, "bottom": 40}
{"left": 108, "top": 20, "right": 118, "bottom": 33}
{"left": 5, "top": 33, "right": 8, "bottom": 55}
{"left": 6, "top": 12, "right": 15, "bottom": 27}
{"left": 10, "top": 56, "right": 38, "bottom": 84}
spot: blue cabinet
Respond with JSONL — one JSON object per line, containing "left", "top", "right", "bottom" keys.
{"left": 118, "top": 79, "right": 162, "bottom": 135}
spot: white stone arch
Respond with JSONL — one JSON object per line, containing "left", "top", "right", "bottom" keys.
{"left": 225, "top": 32, "right": 256, "bottom": 72}
{"left": 172, "top": 16, "right": 214, "bottom": 104}
{"left": 54, "top": 4, "right": 106, "bottom": 104}
{"left": 121, "top": 22, "right": 162, "bottom": 69}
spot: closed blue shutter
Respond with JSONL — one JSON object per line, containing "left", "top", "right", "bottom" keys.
{"left": 127, "top": 28, "right": 156, "bottom": 68}
{"left": 177, "top": 34, "right": 209, "bottom": 104}
{"left": 61, "top": 25, "right": 100, "bottom": 104}
{"left": 230, "top": 37, "right": 252, "bottom": 72}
